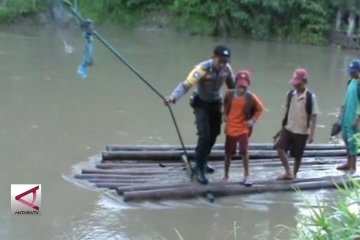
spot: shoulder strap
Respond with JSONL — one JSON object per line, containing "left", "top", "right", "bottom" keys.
{"left": 305, "top": 90, "right": 313, "bottom": 127}
{"left": 282, "top": 90, "right": 294, "bottom": 126}
{"left": 224, "top": 90, "right": 235, "bottom": 115}
{"left": 245, "top": 92, "right": 254, "bottom": 120}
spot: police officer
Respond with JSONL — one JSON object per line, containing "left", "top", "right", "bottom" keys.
{"left": 165, "top": 45, "right": 235, "bottom": 184}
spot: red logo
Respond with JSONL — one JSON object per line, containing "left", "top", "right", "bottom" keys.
{"left": 15, "top": 185, "right": 40, "bottom": 211}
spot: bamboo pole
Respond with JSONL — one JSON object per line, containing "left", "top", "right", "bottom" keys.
{"left": 115, "top": 174, "right": 352, "bottom": 195}
{"left": 96, "top": 162, "right": 182, "bottom": 169}
{"left": 106, "top": 143, "right": 346, "bottom": 152}
{"left": 123, "top": 176, "right": 360, "bottom": 202}
{"left": 88, "top": 179, "right": 148, "bottom": 184}
{"left": 74, "top": 173, "right": 158, "bottom": 180}
{"left": 96, "top": 158, "right": 344, "bottom": 170}
{"left": 94, "top": 182, "right": 128, "bottom": 189}
{"left": 81, "top": 169, "right": 174, "bottom": 175}
{"left": 102, "top": 149, "right": 348, "bottom": 161}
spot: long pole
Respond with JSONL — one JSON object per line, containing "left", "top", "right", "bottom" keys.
{"left": 61, "top": 0, "right": 194, "bottom": 176}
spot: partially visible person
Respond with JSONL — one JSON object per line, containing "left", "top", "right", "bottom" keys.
{"left": 223, "top": 70, "right": 265, "bottom": 186}
{"left": 336, "top": 59, "right": 360, "bottom": 173}
{"left": 164, "top": 44, "right": 235, "bottom": 184}
{"left": 274, "top": 68, "right": 319, "bottom": 180}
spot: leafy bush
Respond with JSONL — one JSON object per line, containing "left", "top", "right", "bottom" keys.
{"left": 0, "top": 0, "right": 47, "bottom": 23}
{"left": 289, "top": 178, "right": 360, "bottom": 240}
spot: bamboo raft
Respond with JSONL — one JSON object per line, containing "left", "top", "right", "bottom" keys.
{"left": 71, "top": 143, "right": 360, "bottom": 202}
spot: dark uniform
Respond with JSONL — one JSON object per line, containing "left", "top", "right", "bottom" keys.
{"left": 169, "top": 49, "right": 235, "bottom": 184}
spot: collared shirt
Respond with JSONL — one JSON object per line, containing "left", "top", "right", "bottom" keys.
{"left": 285, "top": 89, "right": 319, "bottom": 134}
{"left": 342, "top": 79, "right": 360, "bottom": 127}
{"left": 170, "top": 59, "right": 235, "bottom": 102}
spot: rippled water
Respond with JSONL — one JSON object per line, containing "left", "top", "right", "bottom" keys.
{"left": 0, "top": 24, "right": 358, "bottom": 240}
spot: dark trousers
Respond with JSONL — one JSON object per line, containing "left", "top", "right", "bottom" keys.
{"left": 193, "top": 100, "right": 222, "bottom": 170}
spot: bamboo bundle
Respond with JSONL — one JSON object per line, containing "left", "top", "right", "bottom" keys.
{"left": 69, "top": 142, "right": 360, "bottom": 202}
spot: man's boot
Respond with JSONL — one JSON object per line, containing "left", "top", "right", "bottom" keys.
{"left": 205, "top": 164, "right": 215, "bottom": 173}
{"left": 195, "top": 163, "right": 208, "bottom": 185}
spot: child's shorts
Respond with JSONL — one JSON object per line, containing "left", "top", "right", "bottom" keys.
{"left": 274, "top": 128, "right": 308, "bottom": 159}
{"left": 225, "top": 134, "right": 249, "bottom": 156}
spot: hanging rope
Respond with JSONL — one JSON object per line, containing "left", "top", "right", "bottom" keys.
{"left": 77, "top": 19, "right": 94, "bottom": 79}
{"left": 61, "top": 0, "right": 194, "bottom": 177}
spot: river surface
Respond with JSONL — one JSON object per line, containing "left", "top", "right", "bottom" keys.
{"left": 0, "top": 24, "right": 358, "bottom": 240}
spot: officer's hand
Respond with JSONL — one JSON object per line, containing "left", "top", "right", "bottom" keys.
{"left": 223, "top": 114, "right": 227, "bottom": 123}
{"left": 164, "top": 96, "right": 175, "bottom": 105}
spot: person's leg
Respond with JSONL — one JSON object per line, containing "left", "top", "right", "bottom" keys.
{"left": 337, "top": 127, "right": 352, "bottom": 170}
{"left": 223, "top": 155, "right": 232, "bottom": 181}
{"left": 337, "top": 127, "right": 359, "bottom": 171}
{"left": 350, "top": 131, "right": 360, "bottom": 173}
{"left": 349, "top": 155, "right": 357, "bottom": 174}
{"left": 194, "top": 106, "right": 211, "bottom": 184}
{"left": 238, "top": 134, "right": 250, "bottom": 177}
{"left": 224, "top": 135, "right": 237, "bottom": 180}
{"left": 293, "top": 158, "right": 301, "bottom": 179}
{"left": 205, "top": 103, "right": 222, "bottom": 173}
{"left": 274, "top": 128, "right": 293, "bottom": 180}
{"left": 291, "top": 133, "right": 308, "bottom": 178}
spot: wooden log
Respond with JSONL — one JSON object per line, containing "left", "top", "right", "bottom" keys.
{"left": 102, "top": 149, "right": 348, "bottom": 161}
{"left": 123, "top": 176, "right": 360, "bottom": 202}
{"left": 96, "top": 162, "right": 182, "bottom": 169}
{"left": 106, "top": 143, "right": 346, "bottom": 152}
{"left": 101, "top": 156, "right": 347, "bottom": 165}
{"left": 88, "top": 179, "right": 148, "bottom": 184}
{"left": 94, "top": 182, "right": 128, "bottom": 189}
{"left": 96, "top": 158, "right": 344, "bottom": 170}
{"left": 74, "top": 173, "right": 157, "bottom": 180}
{"left": 115, "top": 174, "right": 350, "bottom": 195}
{"left": 81, "top": 169, "right": 174, "bottom": 175}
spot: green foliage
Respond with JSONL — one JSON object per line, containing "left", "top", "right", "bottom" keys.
{"left": 289, "top": 179, "right": 360, "bottom": 240}
{"left": 168, "top": 0, "right": 332, "bottom": 44}
{"left": 76, "top": 0, "right": 170, "bottom": 26}
{"left": 2, "top": 0, "right": 360, "bottom": 46}
{"left": 0, "top": 0, "right": 47, "bottom": 23}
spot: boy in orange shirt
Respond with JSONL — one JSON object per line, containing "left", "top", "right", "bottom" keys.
{"left": 223, "top": 70, "right": 265, "bottom": 186}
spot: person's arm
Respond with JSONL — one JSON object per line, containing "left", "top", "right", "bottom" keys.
{"left": 309, "top": 93, "right": 319, "bottom": 143}
{"left": 164, "top": 66, "right": 205, "bottom": 104}
{"left": 352, "top": 104, "right": 360, "bottom": 129}
{"left": 338, "top": 105, "right": 344, "bottom": 123}
{"left": 250, "top": 94, "right": 265, "bottom": 123}
{"left": 308, "top": 115, "right": 317, "bottom": 143}
{"left": 225, "top": 64, "right": 235, "bottom": 89}
{"left": 223, "top": 90, "right": 232, "bottom": 122}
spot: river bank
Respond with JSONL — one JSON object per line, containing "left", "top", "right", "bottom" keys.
{"left": 2, "top": 0, "right": 360, "bottom": 50}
